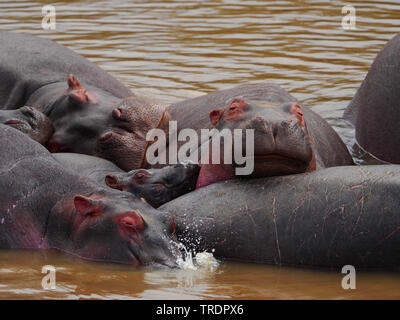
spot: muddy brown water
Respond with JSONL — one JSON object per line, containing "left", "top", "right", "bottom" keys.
{"left": 1, "top": 0, "right": 400, "bottom": 299}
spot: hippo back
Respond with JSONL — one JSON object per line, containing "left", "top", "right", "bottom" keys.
{"left": 0, "top": 32, "right": 132, "bottom": 110}
{"left": 344, "top": 33, "right": 400, "bottom": 163}
{"left": 161, "top": 165, "right": 400, "bottom": 269}
{"left": 0, "top": 125, "right": 105, "bottom": 249}
{"left": 0, "top": 125, "right": 65, "bottom": 248}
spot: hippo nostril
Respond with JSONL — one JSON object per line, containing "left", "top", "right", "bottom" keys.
{"left": 272, "top": 126, "right": 278, "bottom": 145}
{"left": 99, "top": 131, "right": 113, "bottom": 142}
{"left": 112, "top": 108, "right": 122, "bottom": 120}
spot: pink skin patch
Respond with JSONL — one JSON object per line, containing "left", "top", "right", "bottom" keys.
{"left": 289, "top": 103, "right": 306, "bottom": 128}
{"left": 196, "top": 163, "right": 235, "bottom": 189}
{"left": 47, "top": 139, "right": 67, "bottom": 153}
{"left": 67, "top": 74, "right": 98, "bottom": 104}
{"left": 113, "top": 211, "right": 144, "bottom": 242}
{"left": 4, "top": 120, "right": 22, "bottom": 125}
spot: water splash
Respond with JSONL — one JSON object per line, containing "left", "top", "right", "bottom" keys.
{"left": 172, "top": 241, "right": 219, "bottom": 272}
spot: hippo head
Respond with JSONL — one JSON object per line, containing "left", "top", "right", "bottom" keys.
{"left": 104, "top": 163, "right": 201, "bottom": 208}
{"left": 0, "top": 106, "right": 54, "bottom": 145}
{"left": 47, "top": 189, "right": 178, "bottom": 267}
{"left": 196, "top": 98, "right": 316, "bottom": 187}
{"left": 96, "top": 96, "right": 171, "bottom": 171}
{"left": 46, "top": 75, "right": 170, "bottom": 170}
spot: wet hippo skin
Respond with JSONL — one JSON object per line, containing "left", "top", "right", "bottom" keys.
{"left": 161, "top": 165, "right": 400, "bottom": 270}
{"left": 0, "top": 124, "right": 177, "bottom": 268}
{"left": 344, "top": 33, "right": 400, "bottom": 164}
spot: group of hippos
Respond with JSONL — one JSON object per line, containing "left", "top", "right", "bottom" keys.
{"left": 1, "top": 32, "right": 400, "bottom": 270}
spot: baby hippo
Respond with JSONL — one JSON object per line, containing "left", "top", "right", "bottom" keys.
{"left": 53, "top": 153, "right": 200, "bottom": 208}
{"left": 104, "top": 164, "right": 200, "bottom": 208}
{"left": 0, "top": 106, "right": 53, "bottom": 144}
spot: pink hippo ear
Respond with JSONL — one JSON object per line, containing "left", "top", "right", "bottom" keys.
{"left": 66, "top": 74, "right": 97, "bottom": 104}
{"left": 209, "top": 109, "right": 224, "bottom": 126}
{"left": 73, "top": 195, "right": 102, "bottom": 217}
{"left": 289, "top": 103, "right": 306, "bottom": 128}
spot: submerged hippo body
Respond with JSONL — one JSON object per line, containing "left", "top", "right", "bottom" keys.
{"left": 0, "top": 106, "right": 53, "bottom": 144}
{"left": 160, "top": 83, "right": 354, "bottom": 186}
{"left": 0, "top": 125, "right": 177, "bottom": 267}
{"left": 0, "top": 32, "right": 168, "bottom": 170}
{"left": 53, "top": 153, "right": 200, "bottom": 208}
{"left": 161, "top": 165, "right": 400, "bottom": 270}
{"left": 344, "top": 33, "right": 400, "bottom": 163}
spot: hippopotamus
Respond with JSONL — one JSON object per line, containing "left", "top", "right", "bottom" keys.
{"left": 0, "top": 106, "right": 53, "bottom": 144}
{"left": 344, "top": 33, "right": 400, "bottom": 164}
{"left": 52, "top": 153, "right": 200, "bottom": 208}
{"left": 0, "top": 32, "right": 169, "bottom": 170}
{"left": 0, "top": 124, "right": 177, "bottom": 267}
{"left": 143, "top": 83, "right": 353, "bottom": 187}
{"left": 161, "top": 165, "right": 400, "bottom": 270}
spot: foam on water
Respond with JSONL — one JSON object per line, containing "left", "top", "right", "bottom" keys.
{"left": 173, "top": 241, "right": 219, "bottom": 272}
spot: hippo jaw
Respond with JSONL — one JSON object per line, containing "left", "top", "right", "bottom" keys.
{"left": 250, "top": 153, "right": 314, "bottom": 177}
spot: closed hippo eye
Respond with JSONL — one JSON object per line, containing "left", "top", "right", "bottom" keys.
{"left": 225, "top": 98, "right": 246, "bottom": 121}
{"left": 21, "top": 106, "right": 36, "bottom": 118}
{"left": 133, "top": 171, "right": 151, "bottom": 184}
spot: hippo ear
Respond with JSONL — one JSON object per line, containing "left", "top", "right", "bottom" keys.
{"left": 289, "top": 103, "right": 306, "bottom": 128}
{"left": 73, "top": 195, "right": 101, "bottom": 217}
{"left": 105, "top": 174, "right": 123, "bottom": 190}
{"left": 209, "top": 109, "right": 224, "bottom": 126}
{"left": 67, "top": 74, "right": 84, "bottom": 90}
{"left": 66, "top": 74, "right": 96, "bottom": 104}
